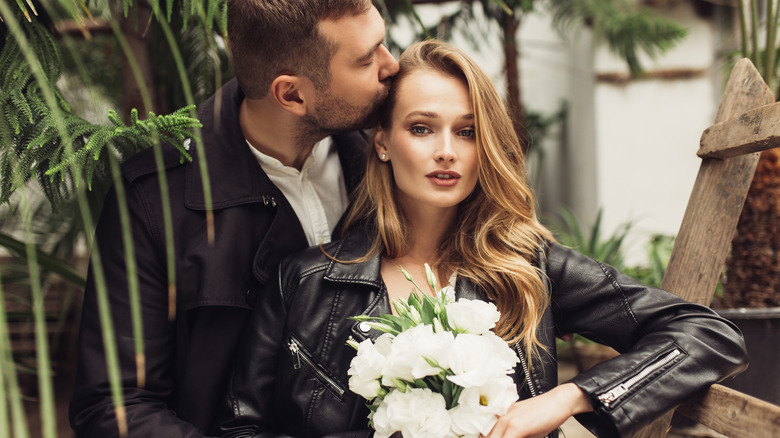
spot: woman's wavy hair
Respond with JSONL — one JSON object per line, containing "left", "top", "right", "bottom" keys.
{"left": 342, "top": 39, "right": 554, "bottom": 357}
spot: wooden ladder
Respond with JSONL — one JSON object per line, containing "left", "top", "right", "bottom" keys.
{"left": 634, "top": 59, "right": 780, "bottom": 437}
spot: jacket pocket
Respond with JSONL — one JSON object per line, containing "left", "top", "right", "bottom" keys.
{"left": 287, "top": 335, "right": 346, "bottom": 400}
{"left": 596, "top": 346, "right": 686, "bottom": 408}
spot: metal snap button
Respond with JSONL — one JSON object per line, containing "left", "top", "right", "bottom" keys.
{"left": 358, "top": 322, "right": 371, "bottom": 333}
{"left": 245, "top": 289, "right": 257, "bottom": 306}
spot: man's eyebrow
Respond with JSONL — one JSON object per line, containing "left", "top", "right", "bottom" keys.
{"left": 356, "top": 42, "right": 381, "bottom": 63}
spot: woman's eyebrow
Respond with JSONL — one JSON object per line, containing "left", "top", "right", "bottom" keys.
{"left": 405, "top": 110, "right": 439, "bottom": 119}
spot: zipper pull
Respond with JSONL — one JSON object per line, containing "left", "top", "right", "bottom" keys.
{"left": 598, "top": 383, "right": 629, "bottom": 407}
{"left": 288, "top": 339, "right": 302, "bottom": 370}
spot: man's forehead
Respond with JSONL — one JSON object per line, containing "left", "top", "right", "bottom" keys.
{"left": 319, "top": 6, "right": 386, "bottom": 58}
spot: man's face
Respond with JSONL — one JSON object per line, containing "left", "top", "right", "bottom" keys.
{"left": 305, "top": 6, "right": 399, "bottom": 133}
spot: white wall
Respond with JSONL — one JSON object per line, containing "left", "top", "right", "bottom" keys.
{"left": 591, "top": 2, "right": 720, "bottom": 264}
{"left": 394, "top": 1, "right": 728, "bottom": 266}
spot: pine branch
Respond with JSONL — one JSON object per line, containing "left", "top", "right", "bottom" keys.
{"left": 0, "top": 14, "right": 200, "bottom": 208}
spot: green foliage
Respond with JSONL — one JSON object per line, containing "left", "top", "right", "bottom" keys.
{"left": 0, "top": 16, "right": 200, "bottom": 208}
{"left": 621, "top": 234, "right": 674, "bottom": 288}
{"left": 548, "top": 0, "right": 688, "bottom": 75}
{"left": 385, "top": 0, "right": 686, "bottom": 76}
{"left": 546, "top": 207, "right": 633, "bottom": 269}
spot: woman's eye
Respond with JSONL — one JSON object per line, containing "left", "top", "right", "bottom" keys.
{"left": 409, "top": 126, "right": 430, "bottom": 135}
{"left": 458, "top": 128, "right": 475, "bottom": 138}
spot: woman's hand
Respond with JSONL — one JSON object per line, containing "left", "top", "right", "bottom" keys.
{"left": 484, "top": 383, "right": 593, "bottom": 438}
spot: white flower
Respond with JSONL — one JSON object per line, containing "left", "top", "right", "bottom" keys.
{"left": 446, "top": 299, "right": 500, "bottom": 334}
{"left": 449, "top": 376, "right": 519, "bottom": 436}
{"left": 371, "top": 387, "right": 456, "bottom": 438}
{"left": 381, "top": 324, "right": 455, "bottom": 385}
{"left": 347, "top": 335, "right": 393, "bottom": 399}
{"left": 447, "top": 333, "right": 519, "bottom": 388}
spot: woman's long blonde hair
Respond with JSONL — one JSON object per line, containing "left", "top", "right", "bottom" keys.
{"left": 341, "top": 40, "right": 554, "bottom": 357}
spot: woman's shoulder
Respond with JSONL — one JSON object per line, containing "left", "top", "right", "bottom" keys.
{"left": 279, "top": 228, "right": 376, "bottom": 279}
{"left": 279, "top": 240, "right": 343, "bottom": 278}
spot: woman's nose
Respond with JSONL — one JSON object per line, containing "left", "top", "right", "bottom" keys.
{"left": 434, "top": 136, "right": 456, "bottom": 162}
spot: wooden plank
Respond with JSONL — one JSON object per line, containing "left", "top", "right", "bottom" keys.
{"left": 677, "top": 384, "right": 780, "bottom": 438}
{"left": 660, "top": 57, "right": 773, "bottom": 305}
{"left": 634, "top": 58, "right": 775, "bottom": 437}
{"left": 699, "top": 101, "right": 780, "bottom": 159}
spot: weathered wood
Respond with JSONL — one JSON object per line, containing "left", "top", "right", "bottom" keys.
{"left": 634, "top": 58, "right": 775, "bottom": 437}
{"left": 699, "top": 101, "right": 780, "bottom": 159}
{"left": 677, "top": 384, "right": 780, "bottom": 438}
{"left": 661, "top": 58, "right": 773, "bottom": 305}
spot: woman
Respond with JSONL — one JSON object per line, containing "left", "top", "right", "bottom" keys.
{"left": 216, "top": 40, "right": 747, "bottom": 438}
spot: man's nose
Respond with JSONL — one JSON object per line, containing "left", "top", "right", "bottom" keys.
{"left": 378, "top": 45, "right": 399, "bottom": 81}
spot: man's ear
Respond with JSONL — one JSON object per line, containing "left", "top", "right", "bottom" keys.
{"left": 270, "top": 75, "right": 309, "bottom": 116}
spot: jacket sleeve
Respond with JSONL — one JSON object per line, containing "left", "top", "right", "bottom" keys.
{"left": 545, "top": 243, "right": 748, "bottom": 437}
{"left": 69, "top": 184, "right": 208, "bottom": 437}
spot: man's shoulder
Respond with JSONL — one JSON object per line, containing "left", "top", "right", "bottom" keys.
{"left": 120, "top": 142, "right": 190, "bottom": 184}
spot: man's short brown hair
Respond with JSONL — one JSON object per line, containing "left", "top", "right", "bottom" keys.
{"left": 228, "top": 0, "right": 372, "bottom": 99}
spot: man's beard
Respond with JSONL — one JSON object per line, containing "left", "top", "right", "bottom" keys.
{"left": 297, "top": 86, "right": 387, "bottom": 144}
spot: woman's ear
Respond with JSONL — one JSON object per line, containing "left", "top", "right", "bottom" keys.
{"left": 270, "top": 75, "right": 308, "bottom": 117}
{"left": 374, "top": 129, "right": 389, "bottom": 161}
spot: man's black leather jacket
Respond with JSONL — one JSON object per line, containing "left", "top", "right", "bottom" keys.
{"left": 217, "top": 229, "right": 748, "bottom": 437}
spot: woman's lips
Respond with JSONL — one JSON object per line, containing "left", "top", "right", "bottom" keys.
{"left": 426, "top": 170, "right": 461, "bottom": 187}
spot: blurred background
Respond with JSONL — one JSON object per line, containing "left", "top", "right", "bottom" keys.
{"left": 1, "top": 1, "right": 778, "bottom": 437}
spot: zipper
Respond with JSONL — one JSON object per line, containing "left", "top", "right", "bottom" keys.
{"left": 516, "top": 345, "right": 538, "bottom": 397}
{"left": 598, "top": 348, "right": 682, "bottom": 408}
{"left": 287, "top": 336, "right": 345, "bottom": 399}
{"left": 517, "top": 346, "right": 552, "bottom": 438}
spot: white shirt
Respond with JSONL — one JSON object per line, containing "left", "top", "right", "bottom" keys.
{"left": 248, "top": 138, "right": 348, "bottom": 246}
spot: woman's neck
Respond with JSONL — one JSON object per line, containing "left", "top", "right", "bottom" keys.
{"left": 398, "top": 199, "right": 458, "bottom": 260}
{"left": 381, "top": 202, "right": 458, "bottom": 305}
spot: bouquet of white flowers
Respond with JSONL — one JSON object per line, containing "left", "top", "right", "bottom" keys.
{"left": 346, "top": 264, "right": 520, "bottom": 438}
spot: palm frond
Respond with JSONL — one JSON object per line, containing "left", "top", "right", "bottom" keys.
{"left": 548, "top": 0, "right": 687, "bottom": 75}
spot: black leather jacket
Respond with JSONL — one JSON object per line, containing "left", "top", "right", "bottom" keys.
{"left": 217, "top": 229, "right": 748, "bottom": 438}
{"left": 70, "top": 79, "right": 367, "bottom": 437}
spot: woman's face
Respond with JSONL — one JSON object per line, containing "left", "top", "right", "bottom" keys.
{"left": 375, "top": 69, "right": 479, "bottom": 214}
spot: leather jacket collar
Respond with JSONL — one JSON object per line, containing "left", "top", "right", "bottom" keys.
{"left": 322, "top": 229, "right": 487, "bottom": 302}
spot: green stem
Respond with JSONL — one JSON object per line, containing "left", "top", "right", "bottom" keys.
{"left": 0, "top": 269, "right": 30, "bottom": 438}
{"left": 59, "top": 28, "right": 147, "bottom": 388}
{"left": 150, "top": 3, "right": 214, "bottom": 248}
{"left": 0, "top": 2, "right": 127, "bottom": 435}
{"left": 21, "top": 196, "right": 56, "bottom": 438}
{"left": 765, "top": 0, "right": 776, "bottom": 90}
{"left": 738, "top": 0, "right": 749, "bottom": 58}
{"left": 750, "top": 0, "right": 760, "bottom": 70}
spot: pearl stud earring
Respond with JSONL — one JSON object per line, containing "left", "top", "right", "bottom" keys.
{"left": 380, "top": 153, "right": 387, "bottom": 161}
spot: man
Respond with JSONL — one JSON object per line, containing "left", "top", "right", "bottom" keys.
{"left": 69, "top": 1, "right": 399, "bottom": 436}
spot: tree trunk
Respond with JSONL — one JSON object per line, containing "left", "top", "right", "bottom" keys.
{"left": 501, "top": 12, "right": 525, "bottom": 152}
{"left": 121, "top": 2, "right": 157, "bottom": 122}
{"left": 721, "top": 147, "right": 780, "bottom": 308}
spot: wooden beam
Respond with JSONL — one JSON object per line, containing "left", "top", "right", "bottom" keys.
{"left": 699, "top": 101, "right": 780, "bottom": 159}
{"left": 634, "top": 57, "right": 775, "bottom": 437}
{"left": 677, "top": 384, "right": 780, "bottom": 438}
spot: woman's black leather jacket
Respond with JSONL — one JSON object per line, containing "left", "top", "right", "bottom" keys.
{"left": 216, "top": 229, "right": 748, "bottom": 438}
